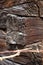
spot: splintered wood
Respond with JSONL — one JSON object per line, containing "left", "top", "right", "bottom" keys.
{"left": 0, "top": 50, "right": 20, "bottom": 61}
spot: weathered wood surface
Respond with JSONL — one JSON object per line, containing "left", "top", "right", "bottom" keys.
{"left": 5, "top": 16, "right": 43, "bottom": 45}
{"left": 0, "top": 0, "right": 43, "bottom": 65}
{"left": 0, "top": 0, "right": 43, "bottom": 16}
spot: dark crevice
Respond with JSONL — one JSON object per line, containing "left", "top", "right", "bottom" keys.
{"left": 15, "top": 14, "right": 38, "bottom": 17}
{"left": 0, "top": 28, "right": 7, "bottom": 32}
{"left": 13, "top": 1, "right": 34, "bottom": 6}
